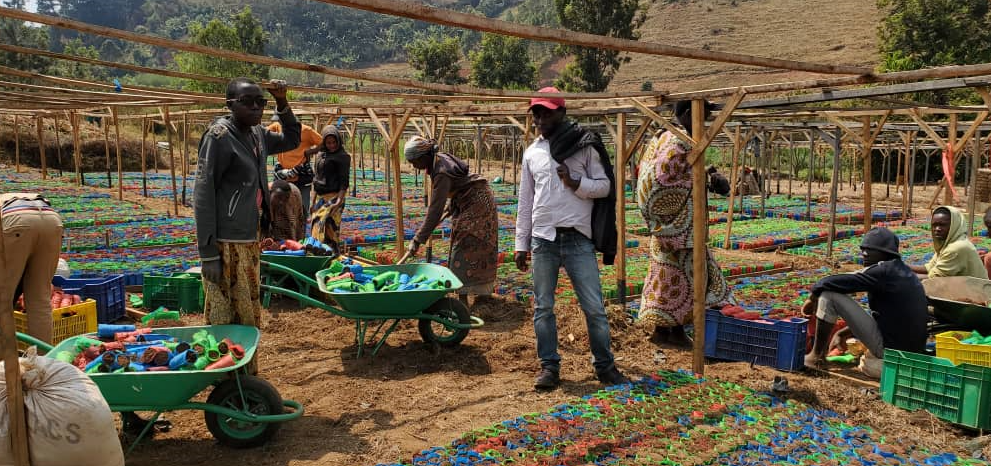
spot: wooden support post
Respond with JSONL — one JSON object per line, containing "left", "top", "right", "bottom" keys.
{"left": 946, "top": 114, "right": 957, "bottom": 205}
{"left": 787, "top": 136, "right": 794, "bottom": 197}
{"left": 512, "top": 126, "right": 519, "bottom": 196}
{"left": 724, "top": 127, "right": 741, "bottom": 249}
{"left": 969, "top": 134, "right": 981, "bottom": 235}
{"left": 827, "top": 128, "right": 841, "bottom": 258}
{"left": 691, "top": 99, "right": 707, "bottom": 376}
{"left": 350, "top": 121, "right": 358, "bottom": 197}
{"left": 807, "top": 132, "right": 815, "bottom": 220}
{"left": 614, "top": 113, "right": 627, "bottom": 308}
{"left": 390, "top": 113, "right": 406, "bottom": 255}
{"left": 13, "top": 115, "right": 20, "bottom": 173}
{"left": 141, "top": 117, "right": 148, "bottom": 197}
{"left": 0, "top": 299, "right": 29, "bottom": 466}
{"left": 70, "top": 114, "right": 82, "bottom": 190}
{"left": 112, "top": 107, "right": 123, "bottom": 200}
{"left": 475, "top": 123, "right": 482, "bottom": 175}
{"left": 181, "top": 114, "right": 189, "bottom": 206}
{"left": 103, "top": 117, "right": 112, "bottom": 188}
{"left": 163, "top": 107, "right": 179, "bottom": 216}
{"left": 862, "top": 116, "right": 873, "bottom": 232}
{"left": 37, "top": 116, "right": 47, "bottom": 180}
{"left": 54, "top": 112, "right": 64, "bottom": 178}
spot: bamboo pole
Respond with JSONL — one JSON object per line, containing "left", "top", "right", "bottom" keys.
{"left": 163, "top": 107, "right": 179, "bottom": 216}
{"left": 141, "top": 116, "right": 148, "bottom": 197}
{"left": 112, "top": 107, "right": 123, "bottom": 200}
{"left": 614, "top": 113, "right": 627, "bottom": 307}
{"left": 691, "top": 99, "right": 707, "bottom": 375}
{"left": 37, "top": 116, "right": 47, "bottom": 180}
{"left": 13, "top": 115, "right": 19, "bottom": 173}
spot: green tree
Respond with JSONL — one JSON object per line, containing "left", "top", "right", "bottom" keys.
{"left": 877, "top": 0, "right": 991, "bottom": 103}
{"left": 470, "top": 34, "right": 537, "bottom": 89}
{"left": 406, "top": 35, "right": 466, "bottom": 85}
{"left": 0, "top": 0, "right": 51, "bottom": 74}
{"left": 553, "top": 0, "right": 645, "bottom": 92}
{"left": 50, "top": 38, "right": 109, "bottom": 81}
{"left": 175, "top": 6, "right": 269, "bottom": 93}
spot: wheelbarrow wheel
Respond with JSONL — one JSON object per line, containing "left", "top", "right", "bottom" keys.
{"left": 418, "top": 297, "right": 471, "bottom": 348}
{"left": 204, "top": 375, "right": 284, "bottom": 448}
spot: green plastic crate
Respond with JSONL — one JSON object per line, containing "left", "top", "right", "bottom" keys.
{"left": 143, "top": 272, "right": 205, "bottom": 314}
{"left": 880, "top": 349, "right": 991, "bottom": 429}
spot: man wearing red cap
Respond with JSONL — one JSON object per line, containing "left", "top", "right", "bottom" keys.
{"left": 515, "top": 87, "right": 629, "bottom": 390}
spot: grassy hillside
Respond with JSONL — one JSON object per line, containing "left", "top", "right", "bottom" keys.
{"left": 608, "top": 0, "right": 880, "bottom": 92}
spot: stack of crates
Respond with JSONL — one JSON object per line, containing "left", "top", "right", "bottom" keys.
{"left": 15, "top": 300, "right": 98, "bottom": 348}
{"left": 52, "top": 274, "right": 125, "bottom": 323}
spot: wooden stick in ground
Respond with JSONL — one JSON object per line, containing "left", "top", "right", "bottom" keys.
{"left": 112, "top": 107, "right": 123, "bottom": 200}
{"left": 36, "top": 116, "right": 47, "bottom": 180}
{"left": 691, "top": 99, "right": 707, "bottom": 375}
{"left": 0, "top": 304, "right": 30, "bottom": 466}
{"left": 614, "top": 113, "right": 627, "bottom": 307}
{"left": 141, "top": 116, "right": 148, "bottom": 197}
{"left": 13, "top": 115, "right": 19, "bottom": 173}
{"left": 163, "top": 106, "right": 179, "bottom": 216}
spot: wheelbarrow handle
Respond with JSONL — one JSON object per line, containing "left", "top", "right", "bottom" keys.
{"left": 16, "top": 332, "right": 54, "bottom": 353}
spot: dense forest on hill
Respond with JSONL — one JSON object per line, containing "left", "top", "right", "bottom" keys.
{"left": 33, "top": 0, "right": 548, "bottom": 70}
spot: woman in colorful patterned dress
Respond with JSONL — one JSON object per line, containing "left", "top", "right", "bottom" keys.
{"left": 635, "top": 100, "right": 735, "bottom": 347}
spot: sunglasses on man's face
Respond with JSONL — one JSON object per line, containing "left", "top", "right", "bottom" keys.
{"left": 227, "top": 96, "right": 268, "bottom": 108}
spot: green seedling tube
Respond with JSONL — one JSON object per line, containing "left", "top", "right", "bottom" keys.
{"left": 372, "top": 271, "right": 399, "bottom": 289}
{"left": 382, "top": 283, "right": 401, "bottom": 292}
{"left": 141, "top": 308, "right": 180, "bottom": 324}
{"left": 359, "top": 282, "right": 376, "bottom": 293}
{"left": 192, "top": 329, "right": 209, "bottom": 343}
{"left": 409, "top": 274, "right": 428, "bottom": 284}
{"left": 325, "top": 278, "right": 355, "bottom": 290}
{"left": 54, "top": 351, "right": 76, "bottom": 364}
{"left": 75, "top": 337, "right": 103, "bottom": 351}
{"left": 328, "top": 261, "right": 344, "bottom": 274}
{"left": 193, "top": 356, "right": 210, "bottom": 370}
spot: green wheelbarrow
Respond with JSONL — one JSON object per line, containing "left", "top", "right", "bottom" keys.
{"left": 261, "top": 263, "right": 485, "bottom": 357}
{"left": 16, "top": 325, "right": 303, "bottom": 454}
{"left": 260, "top": 254, "right": 336, "bottom": 307}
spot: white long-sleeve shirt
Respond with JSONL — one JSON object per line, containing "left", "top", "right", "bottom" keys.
{"left": 515, "top": 136, "right": 611, "bottom": 252}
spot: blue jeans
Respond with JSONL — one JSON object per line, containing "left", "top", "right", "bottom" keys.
{"left": 531, "top": 230, "right": 616, "bottom": 374}
{"left": 296, "top": 183, "right": 312, "bottom": 214}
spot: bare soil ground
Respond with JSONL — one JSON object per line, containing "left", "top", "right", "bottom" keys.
{"left": 15, "top": 161, "right": 980, "bottom": 466}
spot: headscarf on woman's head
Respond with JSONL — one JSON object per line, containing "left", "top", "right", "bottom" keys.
{"left": 319, "top": 125, "right": 346, "bottom": 155}
{"left": 404, "top": 136, "right": 438, "bottom": 162}
{"left": 932, "top": 205, "right": 966, "bottom": 253}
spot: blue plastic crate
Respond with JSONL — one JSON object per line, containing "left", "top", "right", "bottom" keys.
{"left": 52, "top": 274, "right": 125, "bottom": 323}
{"left": 122, "top": 273, "right": 144, "bottom": 286}
{"left": 703, "top": 309, "right": 808, "bottom": 371}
